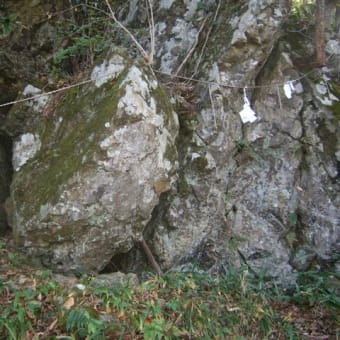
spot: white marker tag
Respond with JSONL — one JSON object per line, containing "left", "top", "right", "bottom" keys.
{"left": 239, "top": 88, "right": 257, "bottom": 123}
{"left": 283, "top": 81, "right": 295, "bottom": 99}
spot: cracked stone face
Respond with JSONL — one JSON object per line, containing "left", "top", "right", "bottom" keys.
{"left": 2, "top": 0, "right": 339, "bottom": 283}
{"left": 145, "top": 0, "right": 339, "bottom": 284}
{"left": 9, "top": 52, "right": 178, "bottom": 274}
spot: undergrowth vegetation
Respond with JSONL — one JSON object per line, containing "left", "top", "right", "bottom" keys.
{"left": 52, "top": 0, "right": 152, "bottom": 78}
{"left": 52, "top": 1, "right": 114, "bottom": 77}
{"left": 0, "top": 237, "right": 339, "bottom": 339}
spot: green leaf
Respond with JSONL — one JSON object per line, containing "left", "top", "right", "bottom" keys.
{"left": 288, "top": 213, "right": 298, "bottom": 226}
{"left": 66, "top": 309, "right": 90, "bottom": 332}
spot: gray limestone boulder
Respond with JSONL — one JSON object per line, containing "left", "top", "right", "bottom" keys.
{"left": 9, "top": 51, "right": 178, "bottom": 274}
{"left": 143, "top": 0, "right": 339, "bottom": 284}
{"left": 90, "top": 272, "right": 139, "bottom": 289}
{"left": 1, "top": 0, "right": 339, "bottom": 286}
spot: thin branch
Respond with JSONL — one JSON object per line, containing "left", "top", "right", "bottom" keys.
{"left": 174, "top": 16, "right": 208, "bottom": 77}
{"left": 193, "top": 0, "right": 221, "bottom": 77}
{"left": 145, "top": 0, "right": 155, "bottom": 65}
{"left": 139, "top": 239, "right": 163, "bottom": 275}
{"left": 209, "top": 84, "right": 217, "bottom": 129}
{"left": 104, "top": 0, "right": 149, "bottom": 63}
{"left": 277, "top": 85, "right": 282, "bottom": 111}
{"left": 315, "top": 0, "right": 326, "bottom": 66}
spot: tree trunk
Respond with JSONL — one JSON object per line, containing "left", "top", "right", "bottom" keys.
{"left": 315, "top": 0, "right": 326, "bottom": 66}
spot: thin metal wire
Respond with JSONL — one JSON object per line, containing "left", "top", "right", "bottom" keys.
{"left": 0, "top": 79, "right": 93, "bottom": 108}
{"left": 0, "top": 68, "right": 317, "bottom": 109}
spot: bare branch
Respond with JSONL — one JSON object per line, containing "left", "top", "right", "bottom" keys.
{"left": 315, "top": 0, "right": 326, "bottom": 66}
{"left": 193, "top": 0, "right": 221, "bottom": 77}
{"left": 174, "top": 16, "right": 208, "bottom": 77}
{"left": 104, "top": 0, "right": 150, "bottom": 63}
{"left": 208, "top": 84, "right": 217, "bottom": 130}
{"left": 146, "top": 0, "right": 155, "bottom": 65}
{"left": 139, "top": 239, "right": 163, "bottom": 275}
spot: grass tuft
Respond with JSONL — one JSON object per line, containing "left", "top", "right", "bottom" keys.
{"left": 0, "top": 237, "right": 339, "bottom": 339}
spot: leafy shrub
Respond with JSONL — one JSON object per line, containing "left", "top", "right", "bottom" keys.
{"left": 53, "top": 1, "right": 114, "bottom": 76}
{"left": 65, "top": 309, "right": 105, "bottom": 339}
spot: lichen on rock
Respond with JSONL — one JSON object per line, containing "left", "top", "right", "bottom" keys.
{"left": 12, "top": 133, "right": 41, "bottom": 172}
{"left": 9, "top": 51, "right": 178, "bottom": 274}
{"left": 1, "top": 0, "right": 339, "bottom": 285}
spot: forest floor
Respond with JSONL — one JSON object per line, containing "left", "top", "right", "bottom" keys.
{"left": 0, "top": 233, "right": 339, "bottom": 339}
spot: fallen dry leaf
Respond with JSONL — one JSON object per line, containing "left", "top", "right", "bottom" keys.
{"left": 47, "top": 318, "right": 58, "bottom": 332}
{"left": 63, "top": 296, "right": 75, "bottom": 309}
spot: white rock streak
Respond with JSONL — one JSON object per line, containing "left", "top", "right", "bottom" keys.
{"left": 13, "top": 133, "right": 41, "bottom": 171}
{"left": 91, "top": 55, "right": 125, "bottom": 87}
{"left": 22, "top": 85, "right": 48, "bottom": 112}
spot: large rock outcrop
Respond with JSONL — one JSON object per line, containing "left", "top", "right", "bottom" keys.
{"left": 147, "top": 0, "right": 299, "bottom": 281}
{"left": 0, "top": 0, "right": 339, "bottom": 284}
{"left": 7, "top": 51, "right": 178, "bottom": 273}
{"left": 116, "top": 0, "right": 339, "bottom": 284}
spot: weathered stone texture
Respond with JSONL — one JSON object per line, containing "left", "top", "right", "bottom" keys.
{"left": 0, "top": 0, "right": 339, "bottom": 283}
{"left": 8, "top": 52, "right": 178, "bottom": 273}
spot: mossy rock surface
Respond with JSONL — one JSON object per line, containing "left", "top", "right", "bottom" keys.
{"left": 9, "top": 52, "right": 178, "bottom": 274}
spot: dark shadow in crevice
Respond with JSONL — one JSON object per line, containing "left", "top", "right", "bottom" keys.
{"left": 99, "top": 245, "right": 148, "bottom": 276}
{"left": 100, "top": 192, "right": 171, "bottom": 275}
{"left": 99, "top": 102, "right": 191, "bottom": 276}
{"left": 0, "top": 132, "right": 13, "bottom": 235}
